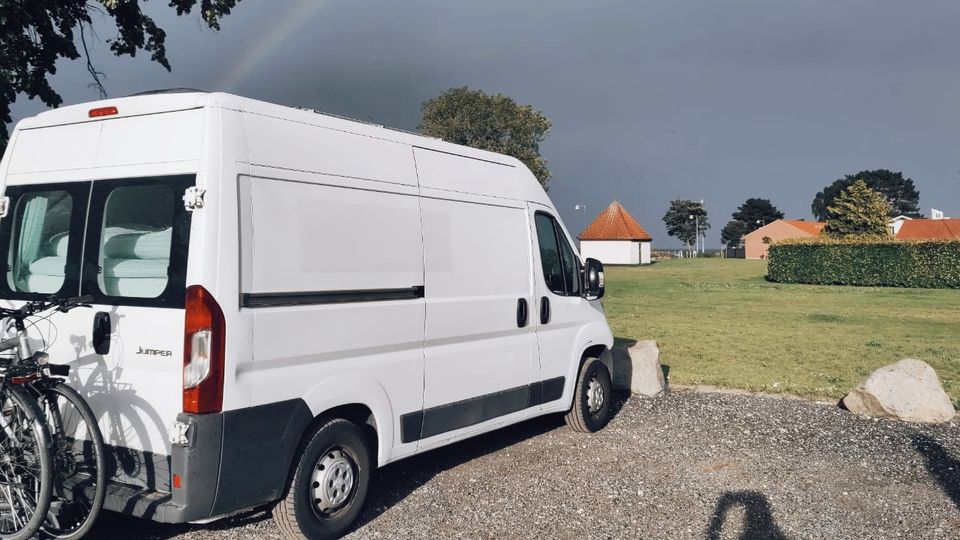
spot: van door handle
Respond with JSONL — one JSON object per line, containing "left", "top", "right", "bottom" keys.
{"left": 540, "top": 296, "right": 550, "bottom": 325}
{"left": 93, "top": 312, "right": 111, "bottom": 355}
{"left": 516, "top": 298, "right": 528, "bottom": 328}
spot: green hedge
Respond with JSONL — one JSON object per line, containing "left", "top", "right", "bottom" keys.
{"left": 767, "top": 240, "right": 960, "bottom": 288}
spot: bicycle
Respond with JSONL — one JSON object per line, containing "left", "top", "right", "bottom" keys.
{"left": 0, "top": 295, "right": 107, "bottom": 540}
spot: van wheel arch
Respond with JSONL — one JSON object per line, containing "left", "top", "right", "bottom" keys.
{"left": 302, "top": 404, "right": 378, "bottom": 461}
{"left": 284, "top": 404, "right": 379, "bottom": 496}
{"left": 579, "top": 344, "right": 610, "bottom": 374}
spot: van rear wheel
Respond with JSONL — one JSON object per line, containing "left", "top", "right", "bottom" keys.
{"left": 565, "top": 357, "right": 613, "bottom": 433}
{"left": 274, "top": 418, "right": 371, "bottom": 540}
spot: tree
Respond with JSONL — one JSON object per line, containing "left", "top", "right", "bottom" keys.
{"left": 662, "top": 199, "right": 710, "bottom": 248}
{"left": 824, "top": 180, "right": 891, "bottom": 238}
{"left": 812, "top": 169, "right": 920, "bottom": 220}
{"left": 420, "top": 87, "right": 552, "bottom": 187}
{"left": 721, "top": 220, "right": 749, "bottom": 248}
{"left": 0, "top": 1, "right": 242, "bottom": 149}
{"left": 731, "top": 198, "right": 784, "bottom": 233}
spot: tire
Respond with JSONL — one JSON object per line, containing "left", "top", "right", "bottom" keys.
{"left": 274, "top": 418, "right": 372, "bottom": 540}
{"left": 565, "top": 357, "right": 613, "bottom": 433}
{"left": 0, "top": 384, "right": 54, "bottom": 540}
{"left": 35, "top": 381, "right": 107, "bottom": 540}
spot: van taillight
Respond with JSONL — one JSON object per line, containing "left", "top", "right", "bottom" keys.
{"left": 183, "top": 285, "right": 225, "bottom": 414}
{"left": 88, "top": 106, "right": 118, "bottom": 118}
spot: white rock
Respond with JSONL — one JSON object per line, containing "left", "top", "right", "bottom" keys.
{"left": 611, "top": 340, "right": 666, "bottom": 397}
{"left": 842, "top": 359, "right": 956, "bottom": 424}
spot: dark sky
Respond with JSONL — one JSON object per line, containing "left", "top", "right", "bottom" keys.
{"left": 10, "top": 0, "right": 960, "bottom": 247}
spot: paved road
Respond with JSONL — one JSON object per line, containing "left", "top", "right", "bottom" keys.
{"left": 90, "top": 390, "right": 960, "bottom": 539}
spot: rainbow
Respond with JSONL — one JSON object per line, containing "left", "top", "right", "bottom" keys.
{"left": 219, "top": 0, "right": 326, "bottom": 91}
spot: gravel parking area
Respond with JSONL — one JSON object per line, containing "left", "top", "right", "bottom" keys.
{"left": 91, "top": 390, "right": 960, "bottom": 539}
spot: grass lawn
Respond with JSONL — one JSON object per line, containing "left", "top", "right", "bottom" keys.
{"left": 602, "top": 258, "right": 960, "bottom": 403}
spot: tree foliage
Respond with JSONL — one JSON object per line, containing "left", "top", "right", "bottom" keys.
{"left": 420, "top": 87, "right": 552, "bottom": 187}
{"left": 824, "top": 180, "right": 891, "bottom": 238}
{"left": 662, "top": 199, "right": 709, "bottom": 247}
{"left": 731, "top": 198, "right": 784, "bottom": 233}
{"left": 0, "top": 0, "right": 241, "bottom": 148}
{"left": 812, "top": 169, "right": 920, "bottom": 221}
{"left": 721, "top": 220, "right": 749, "bottom": 248}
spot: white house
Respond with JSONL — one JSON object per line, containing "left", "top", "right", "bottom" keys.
{"left": 578, "top": 201, "right": 653, "bottom": 265}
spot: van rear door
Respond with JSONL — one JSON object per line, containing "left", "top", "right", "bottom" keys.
{"left": 0, "top": 106, "right": 205, "bottom": 492}
{"left": 0, "top": 174, "right": 195, "bottom": 490}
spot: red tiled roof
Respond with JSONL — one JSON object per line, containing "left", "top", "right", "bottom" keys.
{"left": 896, "top": 218, "right": 960, "bottom": 240}
{"left": 783, "top": 220, "right": 826, "bottom": 236}
{"left": 578, "top": 201, "right": 652, "bottom": 241}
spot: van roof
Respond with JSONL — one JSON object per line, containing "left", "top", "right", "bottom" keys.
{"left": 18, "top": 92, "right": 523, "bottom": 169}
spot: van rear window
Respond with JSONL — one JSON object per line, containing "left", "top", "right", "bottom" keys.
{"left": 7, "top": 190, "right": 73, "bottom": 294}
{"left": 0, "top": 175, "right": 194, "bottom": 308}
{"left": 97, "top": 184, "right": 176, "bottom": 298}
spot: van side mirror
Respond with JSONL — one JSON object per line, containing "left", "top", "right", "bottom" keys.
{"left": 583, "top": 258, "right": 604, "bottom": 300}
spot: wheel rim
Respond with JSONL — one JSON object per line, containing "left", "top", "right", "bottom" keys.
{"left": 587, "top": 375, "right": 605, "bottom": 414}
{"left": 311, "top": 448, "right": 356, "bottom": 514}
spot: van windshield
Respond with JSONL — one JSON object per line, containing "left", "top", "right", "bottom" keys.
{"left": 0, "top": 175, "right": 195, "bottom": 308}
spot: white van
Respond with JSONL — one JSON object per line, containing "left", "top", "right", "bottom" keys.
{"left": 0, "top": 91, "right": 615, "bottom": 539}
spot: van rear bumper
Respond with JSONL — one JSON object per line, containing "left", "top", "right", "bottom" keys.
{"left": 104, "top": 399, "right": 313, "bottom": 523}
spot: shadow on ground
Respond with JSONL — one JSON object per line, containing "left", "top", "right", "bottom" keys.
{"left": 705, "top": 490, "right": 787, "bottom": 540}
{"left": 911, "top": 434, "right": 960, "bottom": 511}
{"left": 350, "top": 391, "right": 631, "bottom": 532}
{"left": 92, "top": 393, "right": 632, "bottom": 539}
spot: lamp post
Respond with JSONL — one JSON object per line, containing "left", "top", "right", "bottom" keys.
{"left": 689, "top": 214, "right": 701, "bottom": 257}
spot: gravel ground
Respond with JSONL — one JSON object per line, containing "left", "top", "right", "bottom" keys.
{"left": 90, "top": 390, "right": 960, "bottom": 539}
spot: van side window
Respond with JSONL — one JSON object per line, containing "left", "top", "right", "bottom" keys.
{"left": 95, "top": 184, "right": 176, "bottom": 298}
{"left": 557, "top": 226, "right": 581, "bottom": 296}
{"left": 534, "top": 212, "right": 581, "bottom": 296}
{"left": 535, "top": 213, "right": 565, "bottom": 294}
{"left": 6, "top": 190, "right": 73, "bottom": 293}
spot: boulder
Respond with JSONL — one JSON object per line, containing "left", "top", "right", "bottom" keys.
{"left": 611, "top": 340, "right": 666, "bottom": 397}
{"left": 842, "top": 359, "right": 956, "bottom": 424}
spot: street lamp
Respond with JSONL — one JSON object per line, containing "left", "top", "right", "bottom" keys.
{"left": 689, "top": 214, "right": 701, "bottom": 256}
{"left": 756, "top": 219, "right": 766, "bottom": 227}
{"left": 574, "top": 204, "right": 587, "bottom": 212}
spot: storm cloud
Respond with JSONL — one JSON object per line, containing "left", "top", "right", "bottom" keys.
{"left": 10, "top": 0, "right": 960, "bottom": 247}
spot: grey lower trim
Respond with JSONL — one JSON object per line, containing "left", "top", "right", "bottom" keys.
{"left": 105, "top": 399, "right": 313, "bottom": 524}
{"left": 211, "top": 399, "right": 312, "bottom": 515}
{"left": 400, "top": 376, "right": 566, "bottom": 443}
{"left": 241, "top": 286, "right": 425, "bottom": 307}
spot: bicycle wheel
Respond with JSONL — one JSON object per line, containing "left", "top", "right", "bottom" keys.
{"left": 33, "top": 382, "right": 106, "bottom": 540}
{"left": 0, "top": 384, "right": 53, "bottom": 540}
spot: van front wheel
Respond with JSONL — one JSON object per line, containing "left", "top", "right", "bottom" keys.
{"left": 565, "top": 357, "right": 613, "bottom": 433}
{"left": 274, "top": 418, "right": 371, "bottom": 540}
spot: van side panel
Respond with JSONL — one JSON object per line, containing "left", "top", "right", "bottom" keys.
{"left": 242, "top": 177, "right": 423, "bottom": 293}
{"left": 244, "top": 113, "right": 417, "bottom": 186}
{"left": 238, "top": 148, "right": 426, "bottom": 465}
{"left": 413, "top": 147, "right": 523, "bottom": 200}
{"left": 412, "top": 151, "right": 538, "bottom": 447}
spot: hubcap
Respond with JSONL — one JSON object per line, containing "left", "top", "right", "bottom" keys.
{"left": 311, "top": 449, "right": 356, "bottom": 514}
{"left": 587, "top": 375, "right": 605, "bottom": 414}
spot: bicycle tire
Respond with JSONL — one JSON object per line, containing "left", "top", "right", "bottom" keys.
{"left": 0, "top": 384, "right": 54, "bottom": 540}
{"left": 34, "top": 382, "right": 106, "bottom": 540}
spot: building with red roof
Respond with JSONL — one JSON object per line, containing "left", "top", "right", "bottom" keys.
{"left": 578, "top": 201, "right": 653, "bottom": 265}
{"left": 743, "top": 219, "right": 825, "bottom": 259}
{"left": 895, "top": 218, "right": 960, "bottom": 240}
